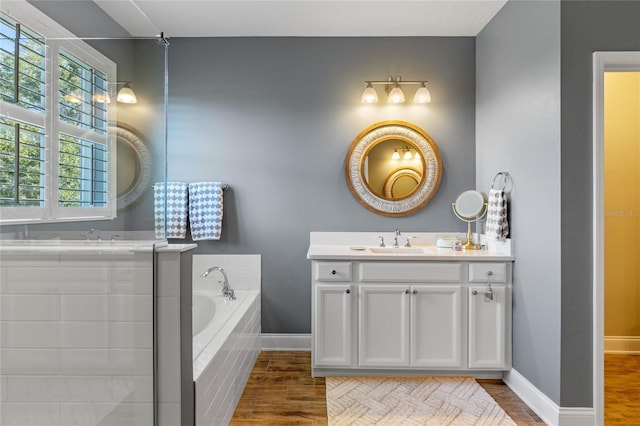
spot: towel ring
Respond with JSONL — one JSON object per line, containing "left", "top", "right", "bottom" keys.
{"left": 491, "top": 172, "right": 509, "bottom": 191}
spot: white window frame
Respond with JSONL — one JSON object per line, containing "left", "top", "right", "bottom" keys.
{"left": 0, "top": 0, "right": 116, "bottom": 224}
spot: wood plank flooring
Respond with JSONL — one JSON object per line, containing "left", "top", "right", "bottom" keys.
{"left": 605, "top": 353, "right": 640, "bottom": 424}
{"left": 230, "top": 351, "right": 545, "bottom": 425}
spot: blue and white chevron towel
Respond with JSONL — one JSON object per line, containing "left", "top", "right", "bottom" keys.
{"left": 188, "top": 182, "right": 224, "bottom": 241}
{"left": 154, "top": 182, "right": 189, "bottom": 239}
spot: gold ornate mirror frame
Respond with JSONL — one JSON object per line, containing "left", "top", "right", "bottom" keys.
{"left": 345, "top": 120, "right": 443, "bottom": 217}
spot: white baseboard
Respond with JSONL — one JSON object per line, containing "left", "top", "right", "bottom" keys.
{"left": 604, "top": 336, "right": 640, "bottom": 354}
{"left": 503, "top": 368, "right": 595, "bottom": 426}
{"left": 261, "top": 333, "right": 311, "bottom": 351}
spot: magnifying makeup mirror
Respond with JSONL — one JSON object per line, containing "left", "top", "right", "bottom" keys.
{"left": 452, "top": 190, "right": 487, "bottom": 250}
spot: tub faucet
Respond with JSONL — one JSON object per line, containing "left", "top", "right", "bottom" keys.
{"left": 201, "top": 266, "right": 236, "bottom": 300}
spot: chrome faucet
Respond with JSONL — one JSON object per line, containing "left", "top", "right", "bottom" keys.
{"left": 393, "top": 229, "right": 401, "bottom": 248}
{"left": 201, "top": 266, "right": 236, "bottom": 300}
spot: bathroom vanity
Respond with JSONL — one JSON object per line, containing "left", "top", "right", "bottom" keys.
{"left": 307, "top": 232, "right": 514, "bottom": 378}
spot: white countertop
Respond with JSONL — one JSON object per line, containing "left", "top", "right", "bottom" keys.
{"left": 307, "top": 232, "right": 514, "bottom": 261}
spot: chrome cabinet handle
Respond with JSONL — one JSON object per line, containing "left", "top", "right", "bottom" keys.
{"left": 404, "top": 289, "right": 410, "bottom": 294}
{"left": 412, "top": 289, "right": 418, "bottom": 295}
{"left": 472, "top": 290, "right": 478, "bottom": 295}
{"left": 331, "top": 270, "right": 337, "bottom": 275}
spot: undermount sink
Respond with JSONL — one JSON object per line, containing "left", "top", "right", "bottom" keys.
{"left": 369, "top": 247, "right": 425, "bottom": 254}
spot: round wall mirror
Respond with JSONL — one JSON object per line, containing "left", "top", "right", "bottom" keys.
{"left": 346, "top": 121, "right": 442, "bottom": 216}
{"left": 112, "top": 124, "right": 152, "bottom": 210}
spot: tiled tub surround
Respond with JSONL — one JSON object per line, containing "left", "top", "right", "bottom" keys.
{"left": 0, "top": 240, "right": 160, "bottom": 426}
{"left": 192, "top": 255, "right": 261, "bottom": 426}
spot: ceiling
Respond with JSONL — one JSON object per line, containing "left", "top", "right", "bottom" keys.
{"left": 93, "top": 0, "right": 508, "bottom": 38}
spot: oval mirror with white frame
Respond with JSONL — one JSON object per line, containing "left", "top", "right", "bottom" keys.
{"left": 346, "top": 121, "right": 443, "bottom": 217}
{"left": 452, "top": 190, "right": 487, "bottom": 249}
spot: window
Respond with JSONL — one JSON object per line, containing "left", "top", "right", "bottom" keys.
{"left": 0, "top": 1, "right": 116, "bottom": 224}
{"left": 0, "top": 118, "right": 45, "bottom": 206}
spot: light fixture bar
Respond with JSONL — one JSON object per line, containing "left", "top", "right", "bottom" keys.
{"left": 361, "top": 75, "right": 431, "bottom": 104}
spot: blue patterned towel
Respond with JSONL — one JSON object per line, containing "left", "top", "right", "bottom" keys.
{"left": 154, "top": 182, "right": 189, "bottom": 239}
{"left": 188, "top": 182, "right": 224, "bottom": 241}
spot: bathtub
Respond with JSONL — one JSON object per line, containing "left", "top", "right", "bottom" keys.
{"left": 192, "top": 289, "right": 259, "bottom": 372}
{"left": 191, "top": 288, "right": 261, "bottom": 426}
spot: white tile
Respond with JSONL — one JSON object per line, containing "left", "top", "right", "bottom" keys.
{"left": 1, "top": 349, "right": 59, "bottom": 374}
{"left": 111, "top": 266, "right": 153, "bottom": 295}
{"left": 0, "top": 402, "right": 60, "bottom": 426}
{"left": 109, "top": 349, "right": 154, "bottom": 376}
{"left": 60, "top": 295, "right": 108, "bottom": 321}
{"left": 1, "top": 375, "right": 7, "bottom": 402}
{"left": 0, "top": 294, "right": 58, "bottom": 321}
{"left": 7, "top": 267, "right": 110, "bottom": 294}
{"left": 110, "top": 322, "right": 153, "bottom": 349}
{"left": 59, "top": 349, "right": 110, "bottom": 375}
{"left": 115, "top": 376, "right": 153, "bottom": 403}
{"left": 108, "top": 295, "right": 152, "bottom": 322}
{"left": 62, "top": 377, "right": 112, "bottom": 402}
{"left": 59, "top": 403, "right": 108, "bottom": 426}
{"left": 1, "top": 321, "right": 59, "bottom": 348}
{"left": 6, "top": 376, "right": 66, "bottom": 402}
{"left": 59, "top": 322, "right": 109, "bottom": 348}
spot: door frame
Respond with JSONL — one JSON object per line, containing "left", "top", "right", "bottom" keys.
{"left": 592, "top": 51, "right": 640, "bottom": 426}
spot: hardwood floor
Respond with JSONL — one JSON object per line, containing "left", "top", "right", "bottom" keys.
{"left": 230, "top": 351, "right": 545, "bottom": 425}
{"left": 605, "top": 353, "right": 640, "bottom": 424}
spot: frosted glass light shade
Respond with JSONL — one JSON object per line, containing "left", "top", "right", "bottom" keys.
{"left": 404, "top": 149, "right": 413, "bottom": 160}
{"left": 117, "top": 84, "right": 137, "bottom": 104}
{"left": 361, "top": 85, "right": 379, "bottom": 103}
{"left": 413, "top": 85, "right": 431, "bottom": 103}
{"left": 388, "top": 86, "right": 405, "bottom": 103}
{"left": 391, "top": 149, "right": 400, "bottom": 160}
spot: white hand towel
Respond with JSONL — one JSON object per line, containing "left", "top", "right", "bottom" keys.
{"left": 188, "top": 182, "right": 224, "bottom": 241}
{"left": 485, "top": 188, "right": 509, "bottom": 241}
{"left": 154, "top": 182, "right": 189, "bottom": 239}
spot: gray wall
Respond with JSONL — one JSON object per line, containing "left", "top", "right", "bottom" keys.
{"left": 167, "top": 37, "right": 476, "bottom": 332}
{"left": 476, "top": 1, "right": 562, "bottom": 404}
{"left": 560, "top": 0, "right": 640, "bottom": 407}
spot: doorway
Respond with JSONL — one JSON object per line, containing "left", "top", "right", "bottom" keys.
{"left": 593, "top": 51, "right": 640, "bottom": 426}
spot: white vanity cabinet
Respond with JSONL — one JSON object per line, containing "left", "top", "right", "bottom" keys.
{"left": 311, "top": 259, "right": 512, "bottom": 376}
{"left": 358, "top": 284, "right": 463, "bottom": 368}
{"left": 356, "top": 262, "right": 464, "bottom": 369}
{"left": 312, "top": 262, "right": 353, "bottom": 367}
{"left": 468, "top": 263, "right": 510, "bottom": 369}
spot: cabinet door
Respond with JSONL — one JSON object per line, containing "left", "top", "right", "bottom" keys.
{"left": 468, "top": 285, "right": 507, "bottom": 369}
{"left": 411, "top": 285, "right": 463, "bottom": 368}
{"left": 358, "top": 285, "right": 410, "bottom": 367}
{"left": 313, "top": 284, "right": 352, "bottom": 366}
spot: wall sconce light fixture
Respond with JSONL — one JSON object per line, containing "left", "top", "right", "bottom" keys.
{"left": 116, "top": 81, "right": 137, "bottom": 104}
{"left": 361, "top": 76, "right": 431, "bottom": 104}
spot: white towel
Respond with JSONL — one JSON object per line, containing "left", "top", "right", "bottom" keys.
{"left": 188, "top": 182, "right": 224, "bottom": 241}
{"left": 485, "top": 188, "right": 509, "bottom": 241}
{"left": 154, "top": 182, "right": 189, "bottom": 239}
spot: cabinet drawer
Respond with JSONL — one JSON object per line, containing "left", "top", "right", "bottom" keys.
{"left": 359, "top": 262, "right": 462, "bottom": 283}
{"left": 314, "top": 262, "right": 352, "bottom": 281}
{"left": 468, "top": 263, "right": 507, "bottom": 283}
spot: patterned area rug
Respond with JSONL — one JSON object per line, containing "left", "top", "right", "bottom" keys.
{"left": 326, "top": 376, "right": 517, "bottom": 425}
